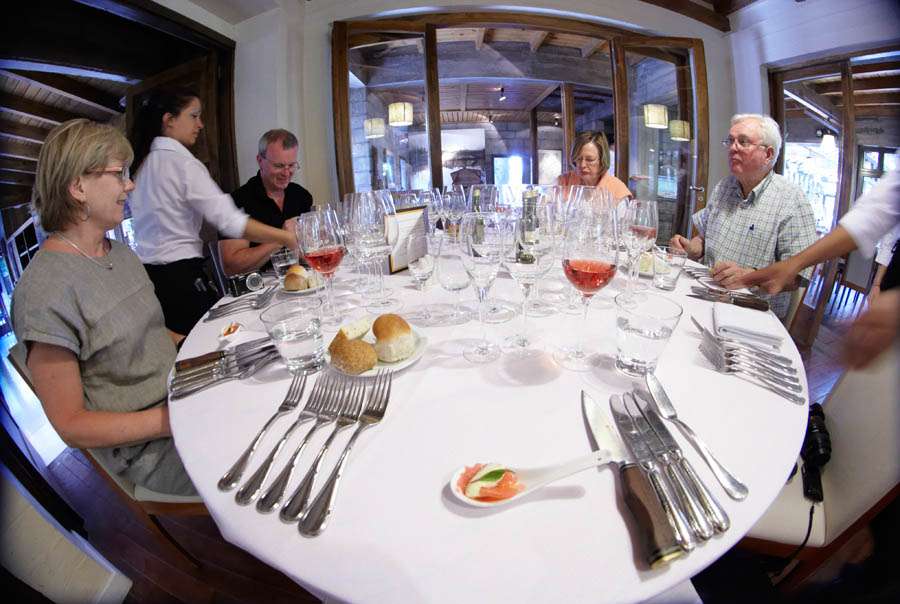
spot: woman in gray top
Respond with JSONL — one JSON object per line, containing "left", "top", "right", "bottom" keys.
{"left": 12, "top": 119, "right": 194, "bottom": 495}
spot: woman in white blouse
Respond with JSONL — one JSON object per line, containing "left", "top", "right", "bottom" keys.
{"left": 129, "top": 87, "right": 298, "bottom": 334}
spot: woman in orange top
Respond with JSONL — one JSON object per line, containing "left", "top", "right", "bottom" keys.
{"left": 557, "top": 131, "right": 632, "bottom": 200}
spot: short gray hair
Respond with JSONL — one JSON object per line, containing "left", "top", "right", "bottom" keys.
{"left": 258, "top": 129, "right": 298, "bottom": 157}
{"left": 731, "top": 114, "right": 782, "bottom": 166}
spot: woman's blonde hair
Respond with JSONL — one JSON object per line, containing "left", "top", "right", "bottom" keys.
{"left": 33, "top": 119, "right": 133, "bottom": 232}
{"left": 569, "top": 130, "right": 612, "bottom": 176}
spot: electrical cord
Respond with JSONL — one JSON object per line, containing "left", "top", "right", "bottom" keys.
{"left": 774, "top": 503, "right": 816, "bottom": 576}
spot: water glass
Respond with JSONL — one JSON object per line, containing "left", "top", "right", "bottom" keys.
{"left": 271, "top": 248, "right": 300, "bottom": 283}
{"left": 406, "top": 230, "right": 443, "bottom": 327}
{"left": 652, "top": 246, "right": 688, "bottom": 291}
{"left": 259, "top": 298, "right": 325, "bottom": 374}
{"left": 614, "top": 293, "right": 683, "bottom": 376}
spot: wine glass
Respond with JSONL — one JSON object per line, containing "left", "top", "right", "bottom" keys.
{"left": 545, "top": 185, "right": 589, "bottom": 315}
{"left": 437, "top": 244, "right": 471, "bottom": 325}
{"left": 622, "top": 198, "right": 659, "bottom": 297}
{"left": 420, "top": 189, "right": 442, "bottom": 234}
{"left": 443, "top": 184, "right": 467, "bottom": 243}
{"left": 405, "top": 230, "right": 443, "bottom": 327}
{"left": 296, "top": 207, "right": 345, "bottom": 325}
{"left": 500, "top": 192, "right": 555, "bottom": 352}
{"left": 479, "top": 184, "right": 519, "bottom": 324}
{"left": 459, "top": 211, "right": 503, "bottom": 363}
{"left": 553, "top": 193, "right": 619, "bottom": 371}
{"left": 347, "top": 190, "right": 401, "bottom": 312}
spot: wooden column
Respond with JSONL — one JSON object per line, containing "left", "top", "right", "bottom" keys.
{"left": 530, "top": 108, "right": 538, "bottom": 184}
{"left": 331, "top": 21, "right": 353, "bottom": 199}
{"left": 424, "top": 25, "right": 443, "bottom": 191}
{"left": 769, "top": 70, "right": 786, "bottom": 176}
{"left": 561, "top": 83, "right": 575, "bottom": 166}
{"left": 610, "top": 40, "right": 629, "bottom": 183}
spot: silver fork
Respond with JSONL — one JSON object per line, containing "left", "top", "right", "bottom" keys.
{"left": 700, "top": 340, "right": 801, "bottom": 391}
{"left": 217, "top": 372, "right": 307, "bottom": 491}
{"left": 699, "top": 343, "right": 805, "bottom": 405}
{"left": 691, "top": 316, "right": 794, "bottom": 367}
{"left": 213, "top": 285, "right": 276, "bottom": 311}
{"left": 299, "top": 370, "right": 393, "bottom": 537}
{"left": 278, "top": 379, "right": 365, "bottom": 522}
{"left": 234, "top": 373, "right": 327, "bottom": 505}
{"left": 256, "top": 374, "right": 343, "bottom": 515}
{"left": 205, "top": 287, "right": 278, "bottom": 321}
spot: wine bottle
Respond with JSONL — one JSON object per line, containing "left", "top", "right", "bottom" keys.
{"left": 517, "top": 188, "right": 538, "bottom": 264}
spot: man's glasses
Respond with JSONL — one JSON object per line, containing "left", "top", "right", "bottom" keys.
{"left": 87, "top": 166, "right": 130, "bottom": 184}
{"left": 262, "top": 157, "right": 299, "bottom": 172}
{"left": 722, "top": 137, "right": 769, "bottom": 151}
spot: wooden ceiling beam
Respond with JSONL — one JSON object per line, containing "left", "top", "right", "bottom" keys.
{"left": 525, "top": 84, "right": 560, "bottom": 112}
{"left": 530, "top": 31, "right": 548, "bottom": 53}
{"left": 0, "top": 156, "right": 37, "bottom": 173}
{"left": 0, "top": 140, "right": 41, "bottom": 161}
{"left": 0, "top": 94, "right": 87, "bottom": 125}
{"left": 0, "top": 183, "right": 33, "bottom": 210}
{"left": 835, "top": 92, "right": 900, "bottom": 106}
{"left": 0, "top": 69, "right": 122, "bottom": 114}
{"left": 851, "top": 60, "right": 900, "bottom": 75}
{"left": 459, "top": 83, "right": 468, "bottom": 111}
{"left": 814, "top": 75, "right": 900, "bottom": 94}
{"left": 474, "top": 28, "right": 486, "bottom": 51}
{"left": 784, "top": 81, "right": 841, "bottom": 123}
{"left": 637, "top": 1, "right": 731, "bottom": 32}
{"left": 581, "top": 39, "right": 608, "bottom": 59}
{"left": 0, "top": 119, "right": 51, "bottom": 145}
{"left": 0, "top": 169, "right": 34, "bottom": 187}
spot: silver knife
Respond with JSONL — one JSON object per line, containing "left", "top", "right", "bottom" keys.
{"left": 623, "top": 392, "right": 714, "bottom": 541}
{"left": 170, "top": 346, "right": 276, "bottom": 391}
{"left": 645, "top": 372, "right": 749, "bottom": 501}
{"left": 174, "top": 336, "right": 272, "bottom": 372}
{"left": 633, "top": 390, "right": 730, "bottom": 534}
{"left": 610, "top": 394, "right": 696, "bottom": 552}
{"left": 172, "top": 343, "right": 276, "bottom": 382}
{"left": 581, "top": 391, "right": 683, "bottom": 569}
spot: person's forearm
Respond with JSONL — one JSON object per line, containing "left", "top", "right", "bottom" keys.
{"left": 872, "top": 263, "right": 888, "bottom": 289}
{"left": 786, "top": 226, "right": 858, "bottom": 273}
{"left": 222, "top": 241, "right": 281, "bottom": 276}
{"left": 242, "top": 218, "right": 297, "bottom": 250}
{"left": 50, "top": 406, "right": 171, "bottom": 449}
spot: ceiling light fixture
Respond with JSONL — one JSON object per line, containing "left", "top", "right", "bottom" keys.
{"left": 364, "top": 118, "right": 385, "bottom": 139}
{"left": 643, "top": 104, "right": 668, "bottom": 129}
{"left": 819, "top": 131, "right": 837, "bottom": 155}
{"left": 498, "top": 87, "right": 506, "bottom": 102}
{"left": 388, "top": 102, "right": 414, "bottom": 126}
{"left": 554, "top": 116, "right": 560, "bottom": 127}
{"left": 669, "top": 120, "right": 691, "bottom": 141}
{"left": 489, "top": 114, "right": 494, "bottom": 124}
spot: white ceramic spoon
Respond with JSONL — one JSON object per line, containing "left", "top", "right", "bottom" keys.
{"left": 449, "top": 449, "right": 611, "bottom": 508}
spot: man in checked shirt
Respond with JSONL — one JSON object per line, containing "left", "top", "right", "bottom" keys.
{"left": 670, "top": 113, "right": 817, "bottom": 319}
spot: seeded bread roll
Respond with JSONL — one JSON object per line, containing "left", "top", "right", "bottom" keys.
{"left": 372, "top": 314, "right": 415, "bottom": 363}
{"left": 330, "top": 339, "right": 377, "bottom": 375}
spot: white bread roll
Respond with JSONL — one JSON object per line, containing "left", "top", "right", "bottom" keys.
{"left": 284, "top": 273, "right": 308, "bottom": 291}
{"left": 372, "top": 314, "right": 415, "bottom": 363}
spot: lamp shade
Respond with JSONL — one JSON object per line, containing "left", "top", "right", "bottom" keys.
{"left": 820, "top": 133, "right": 837, "bottom": 155}
{"left": 643, "top": 104, "right": 668, "bottom": 129}
{"left": 388, "top": 102, "right": 414, "bottom": 126}
{"left": 364, "top": 118, "right": 385, "bottom": 139}
{"left": 669, "top": 119, "right": 691, "bottom": 141}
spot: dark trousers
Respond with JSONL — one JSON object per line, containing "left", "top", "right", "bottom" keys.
{"left": 880, "top": 239, "right": 900, "bottom": 292}
{"left": 144, "top": 258, "right": 220, "bottom": 336}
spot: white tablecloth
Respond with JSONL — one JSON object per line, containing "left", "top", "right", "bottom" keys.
{"left": 170, "top": 264, "right": 808, "bottom": 603}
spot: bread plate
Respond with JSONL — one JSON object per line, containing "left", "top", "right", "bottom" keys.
{"left": 280, "top": 281, "right": 325, "bottom": 295}
{"left": 325, "top": 327, "right": 427, "bottom": 377}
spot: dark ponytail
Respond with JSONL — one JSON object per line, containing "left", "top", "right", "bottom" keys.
{"left": 130, "top": 87, "right": 199, "bottom": 174}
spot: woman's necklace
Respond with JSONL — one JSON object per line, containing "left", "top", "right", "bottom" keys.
{"left": 54, "top": 232, "right": 113, "bottom": 270}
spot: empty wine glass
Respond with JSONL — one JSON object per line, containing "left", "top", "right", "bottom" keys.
{"left": 443, "top": 184, "right": 467, "bottom": 243}
{"left": 405, "top": 230, "right": 443, "bottom": 327}
{"left": 347, "top": 190, "right": 401, "bottom": 312}
{"left": 459, "top": 211, "right": 503, "bottom": 363}
{"left": 553, "top": 192, "right": 619, "bottom": 371}
{"left": 437, "top": 245, "right": 471, "bottom": 325}
{"left": 420, "top": 189, "right": 442, "bottom": 234}
{"left": 622, "top": 198, "right": 659, "bottom": 297}
{"left": 296, "top": 207, "right": 345, "bottom": 325}
{"left": 500, "top": 192, "right": 555, "bottom": 352}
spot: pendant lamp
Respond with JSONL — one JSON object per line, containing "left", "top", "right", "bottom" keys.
{"left": 643, "top": 104, "right": 668, "bottom": 129}
{"left": 388, "top": 102, "right": 414, "bottom": 127}
{"left": 669, "top": 120, "right": 691, "bottom": 141}
{"left": 364, "top": 118, "right": 385, "bottom": 139}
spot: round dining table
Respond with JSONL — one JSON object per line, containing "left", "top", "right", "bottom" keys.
{"left": 169, "top": 259, "right": 808, "bottom": 603}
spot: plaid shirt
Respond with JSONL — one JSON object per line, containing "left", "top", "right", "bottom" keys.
{"left": 693, "top": 171, "right": 817, "bottom": 318}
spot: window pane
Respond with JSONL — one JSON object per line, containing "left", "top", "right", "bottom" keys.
{"left": 862, "top": 151, "right": 880, "bottom": 170}
{"left": 862, "top": 175, "right": 880, "bottom": 197}
{"left": 348, "top": 37, "right": 431, "bottom": 193}
{"left": 784, "top": 143, "right": 838, "bottom": 232}
{"left": 883, "top": 152, "right": 898, "bottom": 172}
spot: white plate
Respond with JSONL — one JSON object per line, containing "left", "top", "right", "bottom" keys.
{"left": 280, "top": 282, "right": 325, "bottom": 295}
{"left": 325, "top": 328, "right": 427, "bottom": 377}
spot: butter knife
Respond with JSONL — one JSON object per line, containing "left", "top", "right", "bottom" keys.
{"left": 174, "top": 336, "right": 271, "bottom": 372}
{"left": 687, "top": 290, "right": 770, "bottom": 311}
{"left": 634, "top": 390, "right": 730, "bottom": 533}
{"left": 624, "top": 392, "right": 714, "bottom": 540}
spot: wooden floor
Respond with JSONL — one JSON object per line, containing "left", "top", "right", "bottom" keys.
{"left": 14, "top": 290, "right": 882, "bottom": 603}
{"left": 44, "top": 449, "right": 320, "bottom": 604}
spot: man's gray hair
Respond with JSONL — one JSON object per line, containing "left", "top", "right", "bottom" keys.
{"left": 258, "top": 129, "right": 298, "bottom": 156}
{"left": 731, "top": 114, "right": 782, "bottom": 166}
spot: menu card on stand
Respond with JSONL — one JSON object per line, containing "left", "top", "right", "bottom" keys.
{"left": 388, "top": 206, "right": 426, "bottom": 273}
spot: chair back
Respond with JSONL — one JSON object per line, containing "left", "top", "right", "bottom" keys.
{"left": 783, "top": 286, "right": 807, "bottom": 330}
{"left": 206, "top": 240, "right": 228, "bottom": 296}
{"left": 820, "top": 341, "right": 900, "bottom": 541}
{"left": 8, "top": 342, "right": 34, "bottom": 392}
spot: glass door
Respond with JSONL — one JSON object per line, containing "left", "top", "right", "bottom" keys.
{"left": 611, "top": 38, "right": 709, "bottom": 245}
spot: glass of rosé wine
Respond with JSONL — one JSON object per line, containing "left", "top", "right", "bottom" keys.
{"left": 296, "top": 207, "right": 346, "bottom": 325}
{"left": 553, "top": 188, "right": 619, "bottom": 371}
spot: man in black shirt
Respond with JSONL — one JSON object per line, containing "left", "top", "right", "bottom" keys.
{"left": 220, "top": 129, "right": 314, "bottom": 275}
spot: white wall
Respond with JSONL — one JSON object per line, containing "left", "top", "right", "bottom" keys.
{"left": 728, "top": 0, "right": 900, "bottom": 115}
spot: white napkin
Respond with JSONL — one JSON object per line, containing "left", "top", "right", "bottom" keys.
{"left": 713, "top": 302, "right": 785, "bottom": 349}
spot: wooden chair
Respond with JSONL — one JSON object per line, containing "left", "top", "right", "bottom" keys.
{"left": 206, "top": 239, "right": 229, "bottom": 296}
{"left": 7, "top": 342, "right": 209, "bottom": 570}
{"left": 738, "top": 342, "right": 900, "bottom": 590}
